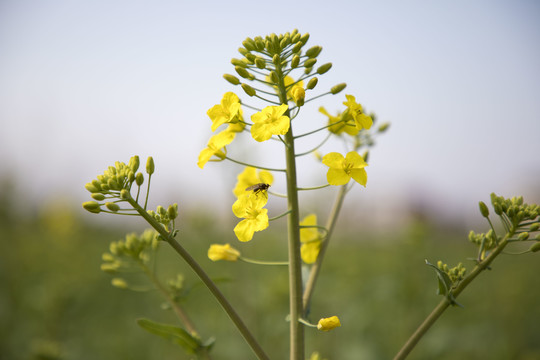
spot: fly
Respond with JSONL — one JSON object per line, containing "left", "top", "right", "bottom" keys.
{"left": 245, "top": 183, "right": 270, "bottom": 195}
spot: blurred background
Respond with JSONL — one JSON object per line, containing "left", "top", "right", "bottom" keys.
{"left": 1, "top": 0, "right": 539, "bottom": 359}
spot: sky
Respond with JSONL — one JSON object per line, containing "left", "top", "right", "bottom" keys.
{"left": 1, "top": 0, "right": 539, "bottom": 226}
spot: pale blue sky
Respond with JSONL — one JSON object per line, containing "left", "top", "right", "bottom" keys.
{"left": 1, "top": 0, "right": 539, "bottom": 224}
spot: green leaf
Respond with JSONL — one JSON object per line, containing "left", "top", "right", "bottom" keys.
{"left": 137, "top": 318, "right": 201, "bottom": 354}
{"left": 425, "top": 260, "right": 463, "bottom": 307}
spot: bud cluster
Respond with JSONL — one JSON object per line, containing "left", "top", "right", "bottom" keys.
{"left": 82, "top": 155, "right": 154, "bottom": 214}
{"left": 101, "top": 229, "right": 159, "bottom": 274}
{"left": 147, "top": 203, "right": 179, "bottom": 229}
{"left": 468, "top": 229, "right": 498, "bottom": 251}
{"left": 436, "top": 260, "right": 466, "bottom": 284}
{"left": 490, "top": 193, "right": 539, "bottom": 226}
{"left": 222, "top": 29, "right": 345, "bottom": 103}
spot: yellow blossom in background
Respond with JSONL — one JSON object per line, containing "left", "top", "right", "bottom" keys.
{"left": 300, "top": 214, "right": 321, "bottom": 264}
{"left": 233, "top": 167, "right": 274, "bottom": 197}
{"left": 232, "top": 194, "right": 269, "bottom": 242}
{"left": 197, "top": 130, "right": 236, "bottom": 169}
{"left": 319, "top": 107, "right": 359, "bottom": 136}
{"left": 207, "top": 92, "right": 242, "bottom": 132}
{"left": 322, "top": 151, "right": 368, "bottom": 186}
{"left": 208, "top": 243, "right": 241, "bottom": 261}
{"left": 343, "top": 94, "right": 373, "bottom": 130}
{"left": 317, "top": 316, "right": 341, "bottom": 331}
{"left": 251, "top": 104, "right": 290, "bottom": 142}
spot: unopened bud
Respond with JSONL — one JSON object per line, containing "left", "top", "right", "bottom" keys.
{"left": 300, "top": 33, "right": 310, "bottom": 44}
{"left": 255, "top": 38, "right": 265, "bottom": 51}
{"left": 378, "top": 122, "right": 390, "bottom": 133}
{"left": 305, "top": 45, "right": 322, "bottom": 58}
{"left": 136, "top": 172, "right": 144, "bottom": 186}
{"left": 85, "top": 183, "right": 100, "bottom": 193}
{"left": 235, "top": 66, "right": 251, "bottom": 79}
{"left": 105, "top": 202, "right": 120, "bottom": 212}
{"left": 255, "top": 57, "right": 266, "bottom": 69}
{"left": 129, "top": 155, "right": 140, "bottom": 172}
{"left": 157, "top": 205, "right": 167, "bottom": 216}
{"left": 292, "top": 41, "right": 303, "bottom": 53}
{"left": 83, "top": 201, "right": 101, "bottom": 213}
{"left": 330, "top": 83, "right": 347, "bottom": 94}
{"left": 146, "top": 157, "right": 154, "bottom": 175}
{"left": 317, "top": 63, "right": 332, "bottom": 75}
{"left": 290, "top": 86, "right": 305, "bottom": 106}
{"left": 272, "top": 54, "right": 280, "bottom": 65}
{"left": 518, "top": 232, "right": 529, "bottom": 241}
{"left": 167, "top": 203, "right": 178, "bottom": 220}
{"left": 304, "top": 58, "right": 317, "bottom": 68}
{"left": 120, "top": 189, "right": 130, "bottom": 199}
{"left": 223, "top": 74, "right": 240, "bottom": 85}
{"left": 479, "top": 201, "right": 490, "bottom": 218}
{"left": 530, "top": 223, "right": 539, "bottom": 231}
{"left": 529, "top": 242, "right": 540, "bottom": 252}
{"left": 91, "top": 193, "right": 105, "bottom": 201}
{"left": 111, "top": 278, "right": 128, "bottom": 289}
{"left": 242, "top": 37, "right": 256, "bottom": 51}
{"left": 231, "top": 58, "right": 247, "bottom": 67}
{"left": 241, "top": 83, "right": 256, "bottom": 97}
{"left": 291, "top": 55, "right": 300, "bottom": 68}
{"left": 306, "top": 77, "right": 318, "bottom": 90}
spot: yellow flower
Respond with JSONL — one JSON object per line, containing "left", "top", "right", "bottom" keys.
{"left": 317, "top": 316, "right": 341, "bottom": 331}
{"left": 232, "top": 194, "right": 269, "bottom": 242}
{"left": 343, "top": 94, "right": 373, "bottom": 130}
{"left": 207, "top": 92, "right": 242, "bottom": 132}
{"left": 233, "top": 167, "right": 274, "bottom": 197}
{"left": 208, "top": 243, "right": 241, "bottom": 261}
{"left": 319, "top": 107, "right": 359, "bottom": 136}
{"left": 197, "top": 129, "right": 236, "bottom": 169}
{"left": 250, "top": 104, "right": 290, "bottom": 142}
{"left": 322, "top": 151, "right": 368, "bottom": 186}
{"left": 300, "top": 214, "right": 321, "bottom": 264}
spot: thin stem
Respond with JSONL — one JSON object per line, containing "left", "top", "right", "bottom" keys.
{"left": 302, "top": 184, "right": 348, "bottom": 313}
{"left": 239, "top": 257, "right": 289, "bottom": 266}
{"left": 295, "top": 132, "right": 332, "bottom": 157}
{"left": 225, "top": 156, "right": 287, "bottom": 172}
{"left": 144, "top": 174, "right": 152, "bottom": 210}
{"left": 269, "top": 210, "right": 292, "bottom": 221}
{"left": 297, "top": 184, "right": 330, "bottom": 191}
{"left": 393, "top": 233, "right": 512, "bottom": 360}
{"left": 126, "top": 196, "right": 269, "bottom": 360}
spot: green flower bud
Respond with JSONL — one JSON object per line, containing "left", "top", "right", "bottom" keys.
{"left": 378, "top": 122, "right": 390, "bottom": 133}
{"left": 167, "top": 203, "right": 178, "bottom": 220}
{"left": 146, "top": 157, "right": 154, "bottom": 175}
{"left": 493, "top": 203, "right": 503, "bottom": 215}
{"left": 468, "top": 230, "right": 476, "bottom": 242}
{"left": 241, "top": 83, "right": 256, "bottom": 97}
{"left": 331, "top": 83, "right": 347, "bottom": 94}
{"left": 291, "top": 31, "right": 301, "bottom": 43}
{"left": 255, "top": 38, "right": 265, "bottom": 51}
{"left": 91, "top": 193, "right": 105, "bottom": 201}
{"left": 238, "top": 47, "right": 249, "bottom": 56}
{"left": 157, "top": 205, "right": 167, "bottom": 216}
{"left": 479, "top": 201, "right": 490, "bottom": 218}
{"left": 82, "top": 201, "right": 101, "bottom": 213}
{"left": 255, "top": 57, "right": 266, "bottom": 69}
{"left": 244, "top": 53, "right": 256, "bottom": 63}
{"left": 518, "top": 232, "right": 529, "bottom": 241}
{"left": 529, "top": 242, "right": 540, "bottom": 252}
{"left": 269, "top": 71, "right": 279, "bottom": 84}
{"left": 100, "top": 263, "right": 119, "bottom": 274}
{"left": 235, "top": 66, "right": 251, "bottom": 79}
{"left": 291, "top": 55, "right": 300, "bottom": 68}
{"left": 530, "top": 223, "right": 539, "bottom": 231}
{"left": 136, "top": 172, "right": 144, "bottom": 186}
{"left": 306, "top": 77, "right": 318, "bottom": 90}
{"left": 265, "top": 40, "right": 274, "bottom": 53}
{"left": 272, "top": 54, "right": 280, "bottom": 65}
{"left": 105, "top": 202, "right": 120, "bottom": 212}
{"left": 242, "top": 37, "right": 256, "bottom": 51}
{"left": 300, "top": 33, "right": 310, "bottom": 44}
{"left": 85, "top": 183, "right": 99, "bottom": 193}
{"left": 111, "top": 278, "right": 128, "bottom": 289}
{"left": 231, "top": 58, "right": 247, "bottom": 67}
{"left": 304, "top": 58, "right": 317, "bottom": 68}
{"left": 223, "top": 74, "right": 240, "bottom": 85}
{"left": 305, "top": 45, "right": 322, "bottom": 58}
{"left": 317, "top": 63, "right": 332, "bottom": 75}
{"left": 292, "top": 41, "right": 303, "bottom": 53}
{"left": 129, "top": 155, "right": 140, "bottom": 172}
{"left": 280, "top": 35, "right": 290, "bottom": 49}
{"left": 120, "top": 189, "right": 130, "bottom": 199}
{"left": 304, "top": 67, "right": 313, "bottom": 75}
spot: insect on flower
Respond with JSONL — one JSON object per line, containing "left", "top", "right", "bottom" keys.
{"left": 245, "top": 183, "right": 271, "bottom": 195}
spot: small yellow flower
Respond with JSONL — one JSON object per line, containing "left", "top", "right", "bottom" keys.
{"left": 300, "top": 214, "right": 321, "bottom": 264}
{"left": 207, "top": 92, "right": 242, "bottom": 132}
{"left": 317, "top": 316, "right": 341, "bottom": 331}
{"left": 233, "top": 167, "right": 274, "bottom": 198}
{"left": 322, "top": 151, "right": 368, "bottom": 186}
{"left": 208, "top": 244, "right": 241, "bottom": 261}
{"left": 232, "top": 194, "right": 269, "bottom": 242}
{"left": 251, "top": 104, "right": 290, "bottom": 142}
{"left": 197, "top": 130, "right": 236, "bottom": 169}
{"left": 343, "top": 94, "right": 373, "bottom": 130}
{"left": 319, "top": 107, "right": 359, "bottom": 136}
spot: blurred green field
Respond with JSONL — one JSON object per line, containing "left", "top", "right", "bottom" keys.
{"left": 1, "top": 193, "right": 539, "bottom": 360}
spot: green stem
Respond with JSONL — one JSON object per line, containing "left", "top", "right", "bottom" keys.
{"left": 302, "top": 184, "right": 348, "bottom": 313}
{"left": 393, "top": 233, "right": 511, "bottom": 360}
{"left": 225, "top": 156, "right": 287, "bottom": 172}
{"left": 126, "top": 196, "right": 269, "bottom": 360}
{"left": 277, "top": 73, "right": 305, "bottom": 360}
{"left": 239, "top": 257, "right": 289, "bottom": 266}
